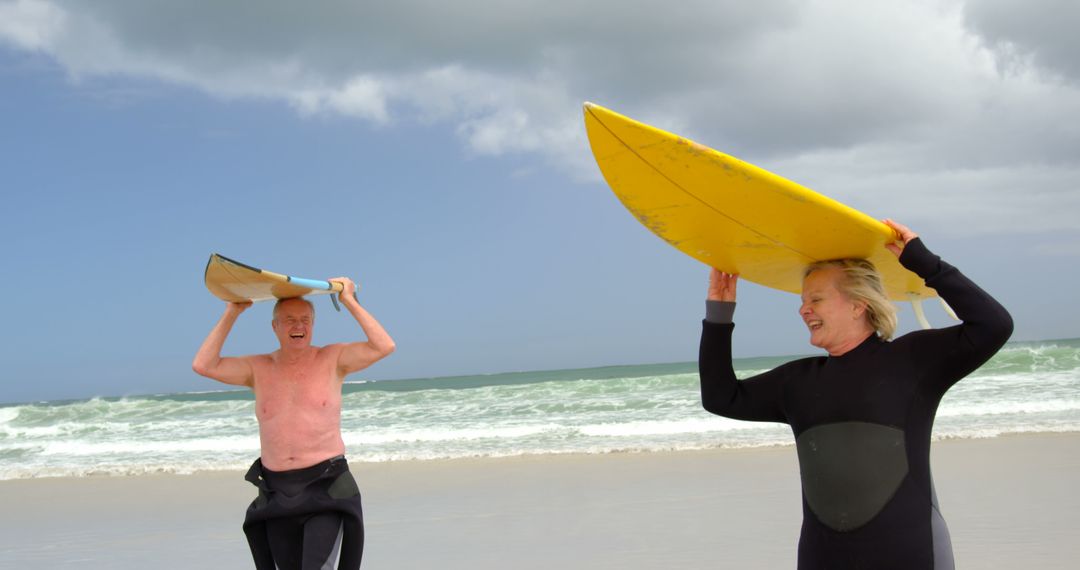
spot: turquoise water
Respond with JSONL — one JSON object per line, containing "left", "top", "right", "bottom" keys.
{"left": 1, "top": 339, "right": 1077, "bottom": 479}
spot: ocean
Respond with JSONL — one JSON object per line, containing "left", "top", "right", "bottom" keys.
{"left": 2, "top": 338, "right": 1078, "bottom": 480}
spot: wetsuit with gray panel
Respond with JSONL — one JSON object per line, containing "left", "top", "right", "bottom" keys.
{"left": 699, "top": 239, "right": 1012, "bottom": 569}
{"left": 244, "top": 455, "right": 364, "bottom": 570}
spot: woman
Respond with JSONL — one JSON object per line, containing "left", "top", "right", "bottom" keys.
{"left": 699, "top": 219, "right": 1012, "bottom": 569}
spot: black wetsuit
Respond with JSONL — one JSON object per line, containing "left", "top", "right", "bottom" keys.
{"left": 243, "top": 455, "right": 365, "bottom": 570}
{"left": 699, "top": 239, "right": 1012, "bottom": 569}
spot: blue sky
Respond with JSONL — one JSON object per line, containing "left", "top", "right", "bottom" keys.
{"left": 1, "top": 0, "right": 1078, "bottom": 403}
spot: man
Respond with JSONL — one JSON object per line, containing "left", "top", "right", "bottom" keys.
{"left": 193, "top": 277, "right": 395, "bottom": 570}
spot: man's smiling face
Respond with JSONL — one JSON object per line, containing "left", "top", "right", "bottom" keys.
{"left": 272, "top": 298, "right": 314, "bottom": 350}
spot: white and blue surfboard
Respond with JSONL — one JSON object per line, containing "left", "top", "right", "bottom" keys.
{"left": 204, "top": 254, "right": 353, "bottom": 310}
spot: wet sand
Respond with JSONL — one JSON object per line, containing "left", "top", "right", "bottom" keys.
{"left": 2, "top": 433, "right": 1077, "bottom": 569}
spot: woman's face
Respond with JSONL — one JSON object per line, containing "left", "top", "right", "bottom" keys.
{"left": 799, "top": 267, "right": 867, "bottom": 354}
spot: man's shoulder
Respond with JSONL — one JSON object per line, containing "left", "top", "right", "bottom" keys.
{"left": 315, "top": 343, "right": 344, "bottom": 354}
{"left": 247, "top": 352, "right": 276, "bottom": 366}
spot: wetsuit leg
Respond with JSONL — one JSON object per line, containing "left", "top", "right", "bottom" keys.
{"left": 332, "top": 514, "right": 364, "bottom": 569}
{"left": 302, "top": 512, "right": 344, "bottom": 570}
{"left": 930, "top": 481, "right": 955, "bottom": 570}
{"left": 265, "top": 515, "right": 305, "bottom": 570}
{"left": 265, "top": 512, "right": 353, "bottom": 570}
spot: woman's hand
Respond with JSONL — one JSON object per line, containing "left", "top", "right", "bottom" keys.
{"left": 883, "top": 218, "right": 918, "bottom": 258}
{"left": 708, "top": 269, "right": 739, "bottom": 302}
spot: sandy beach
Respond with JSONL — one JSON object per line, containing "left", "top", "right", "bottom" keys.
{"left": 3, "top": 433, "right": 1077, "bottom": 569}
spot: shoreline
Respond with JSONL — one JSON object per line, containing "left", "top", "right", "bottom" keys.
{"left": 2, "top": 432, "right": 1078, "bottom": 568}
{"left": 3, "top": 429, "right": 1075, "bottom": 481}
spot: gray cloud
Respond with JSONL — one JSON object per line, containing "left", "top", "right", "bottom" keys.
{"left": 64, "top": 1, "right": 793, "bottom": 77}
{"left": 962, "top": 0, "right": 1080, "bottom": 83}
{"left": 1, "top": 0, "right": 1077, "bottom": 236}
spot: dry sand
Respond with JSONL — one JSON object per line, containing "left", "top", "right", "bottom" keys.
{"left": 2, "top": 433, "right": 1077, "bottom": 569}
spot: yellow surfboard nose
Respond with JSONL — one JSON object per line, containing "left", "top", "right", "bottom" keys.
{"left": 583, "top": 102, "right": 935, "bottom": 302}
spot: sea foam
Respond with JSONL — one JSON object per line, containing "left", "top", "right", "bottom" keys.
{"left": 2, "top": 338, "right": 1078, "bottom": 479}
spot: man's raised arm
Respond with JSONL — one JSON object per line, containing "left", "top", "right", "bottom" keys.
{"left": 192, "top": 302, "right": 255, "bottom": 387}
{"left": 330, "top": 277, "right": 396, "bottom": 376}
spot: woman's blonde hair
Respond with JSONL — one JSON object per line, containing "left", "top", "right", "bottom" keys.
{"left": 804, "top": 259, "right": 898, "bottom": 341}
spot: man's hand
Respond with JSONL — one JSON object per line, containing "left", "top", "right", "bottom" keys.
{"left": 226, "top": 301, "right": 253, "bottom": 315}
{"left": 328, "top": 277, "right": 358, "bottom": 305}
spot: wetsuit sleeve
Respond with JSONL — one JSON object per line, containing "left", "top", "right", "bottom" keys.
{"left": 699, "top": 320, "right": 788, "bottom": 423}
{"left": 899, "top": 238, "right": 1014, "bottom": 394}
{"left": 706, "top": 300, "right": 736, "bottom": 324}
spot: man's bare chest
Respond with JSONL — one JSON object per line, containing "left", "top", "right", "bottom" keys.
{"left": 252, "top": 353, "right": 341, "bottom": 415}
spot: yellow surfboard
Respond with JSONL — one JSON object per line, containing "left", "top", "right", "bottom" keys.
{"left": 584, "top": 102, "right": 936, "bottom": 303}
{"left": 204, "top": 254, "right": 347, "bottom": 303}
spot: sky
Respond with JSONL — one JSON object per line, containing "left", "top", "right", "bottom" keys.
{"left": 1, "top": 0, "right": 1078, "bottom": 403}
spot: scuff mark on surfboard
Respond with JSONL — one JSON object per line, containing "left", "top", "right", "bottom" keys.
{"left": 685, "top": 139, "right": 713, "bottom": 156}
{"left": 633, "top": 212, "right": 669, "bottom": 236}
{"left": 736, "top": 241, "right": 781, "bottom": 250}
{"left": 635, "top": 203, "right": 686, "bottom": 212}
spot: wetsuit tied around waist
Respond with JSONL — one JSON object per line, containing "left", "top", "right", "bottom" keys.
{"left": 699, "top": 239, "right": 1013, "bottom": 570}
{"left": 243, "top": 455, "right": 365, "bottom": 570}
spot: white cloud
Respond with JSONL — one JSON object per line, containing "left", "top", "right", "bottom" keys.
{"left": 292, "top": 76, "right": 390, "bottom": 124}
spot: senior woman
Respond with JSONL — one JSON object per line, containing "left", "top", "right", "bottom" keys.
{"left": 699, "top": 219, "right": 1012, "bottom": 570}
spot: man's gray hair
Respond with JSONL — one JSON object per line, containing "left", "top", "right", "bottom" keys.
{"left": 272, "top": 297, "right": 315, "bottom": 319}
